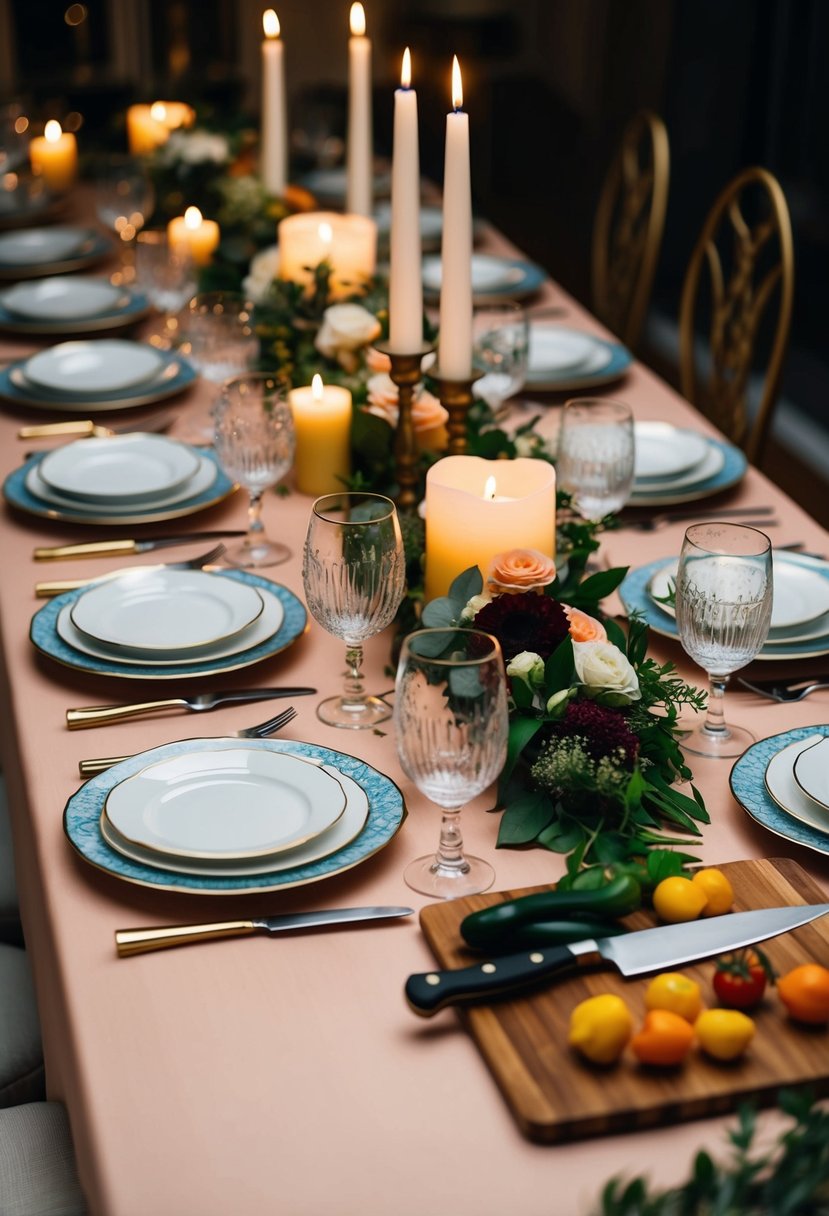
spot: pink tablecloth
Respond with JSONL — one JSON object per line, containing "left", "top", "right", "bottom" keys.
{"left": 1, "top": 227, "right": 828, "bottom": 1216}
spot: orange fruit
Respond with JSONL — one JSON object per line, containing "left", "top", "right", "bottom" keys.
{"left": 778, "top": 964, "right": 829, "bottom": 1024}
{"left": 652, "top": 876, "right": 708, "bottom": 924}
{"left": 691, "top": 868, "right": 734, "bottom": 917}
{"left": 695, "top": 1009, "right": 755, "bottom": 1060}
{"left": 630, "top": 1009, "right": 695, "bottom": 1066}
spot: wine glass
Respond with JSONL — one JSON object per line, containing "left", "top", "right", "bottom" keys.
{"left": 303, "top": 493, "right": 406, "bottom": 729}
{"left": 556, "top": 397, "right": 635, "bottom": 520}
{"left": 212, "top": 373, "right": 296, "bottom": 568}
{"left": 135, "top": 229, "right": 197, "bottom": 349}
{"left": 394, "top": 628, "right": 509, "bottom": 898}
{"left": 180, "top": 291, "right": 259, "bottom": 442}
{"left": 471, "top": 302, "right": 530, "bottom": 412}
{"left": 94, "top": 155, "right": 154, "bottom": 283}
{"left": 675, "top": 522, "right": 773, "bottom": 758}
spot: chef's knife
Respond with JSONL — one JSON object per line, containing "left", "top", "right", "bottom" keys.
{"left": 33, "top": 531, "right": 247, "bottom": 561}
{"left": 116, "top": 906, "right": 415, "bottom": 957}
{"left": 405, "top": 902, "right": 829, "bottom": 1016}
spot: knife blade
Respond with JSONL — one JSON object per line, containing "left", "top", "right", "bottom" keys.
{"left": 405, "top": 902, "right": 829, "bottom": 1016}
{"left": 116, "top": 906, "right": 415, "bottom": 956}
{"left": 34, "top": 531, "right": 247, "bottom": 561}
{"left": 66, "top": 687, "right": 316, "bottom": 729}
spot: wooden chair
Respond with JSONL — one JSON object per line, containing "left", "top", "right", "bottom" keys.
{"left": 679, "top": 167, "right": 794, "bottom": 467}
{"left": 592, "top": 110, "right": 670, "bottom": 350}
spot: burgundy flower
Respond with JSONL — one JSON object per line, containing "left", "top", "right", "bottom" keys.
{"left": 553, "top": 700, "right": 640, "bottom": 767}
{"left": 473, "top": 591, "right": 569, "bottom": 662}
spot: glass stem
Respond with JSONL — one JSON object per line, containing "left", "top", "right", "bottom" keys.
{"left": 246, "top": 490, "right": 264, "bottom": 545}
{"left": 435, "top": 809, "right": 470, "bottom": 875}
{"left": 341, "top": 643, "right": 366, "bottom": 710}
{"left": 703, "top": 676, "right": 730, "bottom": 738}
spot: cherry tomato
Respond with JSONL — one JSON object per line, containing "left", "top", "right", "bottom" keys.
{"left": 713, "top": 949, "right": 774, "bottom": 1011}
{"left": 630, "top": 1009, "right": 695, "bottom": 1066}
{"left": 644, "top": 972, "right": 703, "bottom": 1022}
{"left": 778, "top": 964, "right": 829, "bottom": 1024}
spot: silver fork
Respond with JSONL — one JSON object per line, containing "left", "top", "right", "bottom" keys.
{"left": 737, "top": 677, "right": 829, "bottom": 703}
{"left": 78, "top": 705, "right": 298, "bottom": 776}
{"left": 621, "top": 506, "right": 777, "bottom": 532}
{"left": 35, "top": 543, "right": 226, "bottom": 598}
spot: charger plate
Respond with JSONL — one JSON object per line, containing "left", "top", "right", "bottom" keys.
{"left": 627, "top": 436, "right": 747, "bottom": 505}
{"left": 0, "top": 350, "right": 196, "bottom": 412}
{"left": 0, "top": 228, "right": 110, "bottom": 279}
{"left": 64, "top": 737, "right": 406, "bottom": 894}
{"left": 730, "top": 726, "right": 829, "bottom": 858}
{"left": 0, "top": 287, "right": 150, "bottom": 335}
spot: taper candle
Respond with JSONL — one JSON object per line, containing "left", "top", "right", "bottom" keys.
{"left": 389, "top": 48, "right": 423, "bottom": 352}
{"left": 346, "top": 2, "right": 372, "bottom": 217}
{"left": 438, "top": 56, "right": 472, "bottom": 379}
{"left": 261, "top": 10, "right": 287, "bottom": 196}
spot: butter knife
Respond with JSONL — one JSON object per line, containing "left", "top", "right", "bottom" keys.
{"left": 34, "top": 531, "right": 247, "bottom": 561}
{"left": 116, "top": 906, "right": 415, "bottom": 956}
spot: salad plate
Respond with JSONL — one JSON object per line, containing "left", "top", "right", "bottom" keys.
{"left": 626, "top": 436, "right": 747, "bottom": 505}
{"left": 730, "top": 726, "right": 829, "bottom": 858}
{"left": 38, "top": 434, "right": 201, "bottom": 505}
{"left": 0, "top": 227, "right": 110, "bottom": 279}
{"left": 633, "top": 422, "right": 711, "bottom": 481}
{"left": 525, "top": 322, "right": 632, "bottom": 391}
{"left": 0, "top": 349, "right": 196, "bottom": 413}
{"left": 793, "top": 736, "right": 829, "bottom": 814}
{"left": 422, "top": 254, "right": 548, "bottom": 302}
{"left": 24, "top": 340, "right": 165, "bottom": 394}
{"left": 1, "top": 276, "right": 124, "bottom": 320}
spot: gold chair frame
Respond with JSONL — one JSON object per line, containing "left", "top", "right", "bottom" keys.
{"left": 679, "top": 167, "right": 794, "bottom": 467}
{"left": 592, "top": 110, "right": 670, "bottom": 350}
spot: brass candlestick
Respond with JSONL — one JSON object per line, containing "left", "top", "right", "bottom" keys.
{"left": 374, "top": 340, "right": 436, "bottom": 513}
{"left": 432, "top": 367, "right": 483, "bottom": 456}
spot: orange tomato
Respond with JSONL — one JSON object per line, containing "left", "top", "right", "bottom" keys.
{"left": 652, "top": 876, "right": 708, "bottom": 924}
{"left": 644, "top": 972, "right": 703, "bottom": 1023}
{"left": 691, "top": 868, "right": 734, "bottom": 917}
{"left": 630, "top": 1008, "right": 695, "bottom": 1066}
{"left": 778, "top": 964, "right": 829, "bottom": 1024}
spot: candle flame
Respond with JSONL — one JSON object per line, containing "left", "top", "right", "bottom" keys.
{"left": 312, "top": 374, "right": 324, "bottom": 401}
{"left": 318, "top": 221, "right": 333, "bottom": 244}
{"left": 263, "top": 8, "right": 280, "bottom": 38}
{"left": 44, "top": 120, "right": 62, "bottom": 143}
{"left": 184, "top": 206, "right": 203, "bottom": 230}
{"left": 150, "top": 101, "right": 167, "bottom": 122}
{"left": 401, "top": 47, "right": 411, "bottom": 88}
{"left": 350, "top": 1, "right": 365, "bottom": 37}
{"left": 452, "top": 55, "right": 463, "bottom": 110}
{"left": 483, "top": 476, "right": 496, "bottom": 501}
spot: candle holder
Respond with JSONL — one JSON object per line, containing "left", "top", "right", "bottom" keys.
{"left": 374, "top": 340, "right": 435, "bottom": 513}
{"left": 431, "top": 368, "right": 483, "bottom": 456}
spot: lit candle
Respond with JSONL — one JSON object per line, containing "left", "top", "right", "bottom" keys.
{"left": 167, "top": 206, "right": 220, "bottom": 266}
{"left": 261, "top": 9, "right": 287, "bottom": 196}
{"left": 438, "top": 56, "right": 473, "bottom": 379}
{"left": 29, "top": 121, "right": 78, "bottom": 192}
{"left": 424, "top": 455, "right": 556, "bottom": 600}
{"left": 278, "top": 210, "right": 376, "bottom": 299}
{"left": 389, "top": 47, "right": 423, "bottom": 353}
{"left": 346, "top": 2, "right": 372, "bottom": 216}
{"left": 288, "top": 372, "right": 352, "bottom": 495}
{"left": 126, "top": 102, "right": 194, "bottom": 155}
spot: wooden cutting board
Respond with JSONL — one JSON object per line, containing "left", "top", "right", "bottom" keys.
{"left": 419, "top": 858, "right": 829, "bottom": 1143}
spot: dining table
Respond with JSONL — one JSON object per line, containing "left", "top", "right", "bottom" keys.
{"left": 1, "top": 205, "right": 828, "bottom": 1216}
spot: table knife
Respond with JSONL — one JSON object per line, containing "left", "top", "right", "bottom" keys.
{"left": 34, "top": 531, "right": 247, "bottom": 561}
{"left": 116, "top": 906, "right": 415, "bottom": 957}
{"left": 405, "top": 902, "right": 829, "bottom": 1016}
{"left": 67, "top": 687, "right": 315, "bottom": 729}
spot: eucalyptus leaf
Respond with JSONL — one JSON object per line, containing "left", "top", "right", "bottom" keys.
{"left": 421, "top": 597, "right": 460, "bottom": 628}
{"left": 448, "top": 665, "right": 484, "bottom": 699}
{"left": 448, "top": 565, "right": 483, "bottom": 605}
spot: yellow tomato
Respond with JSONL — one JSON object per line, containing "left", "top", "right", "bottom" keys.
{"left": 568, "top": 993, "right": 633, "bottom": 1065}
{"left": 778, "top": 964, "right": 829, "bottom": 1024}
{"left": 644, "top": 972, "right": 703, "bottom": 1022}
{"left": 695, "top": 1008, "right": 755, "bottom": 1060}
{"left": 652, "top": 876, "right": 708, "bottom": 924}
{"left": 630, "top": 1008, "right": 695, "bottom": 1066}
{"left": 692, "top": 868, "right": 734, "bottom": 917}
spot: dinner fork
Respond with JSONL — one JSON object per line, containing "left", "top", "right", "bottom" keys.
{"left": 620, "top": 506, "right": 776, "bottom": 532}
{"left": 737, "top": 677, "right": 829, "bottom": 703}
{"left": 77, "top": 705, "right": 298, "bottom": 776}
{"left": 35, "top": 542, "right": 226, "bottom": 598}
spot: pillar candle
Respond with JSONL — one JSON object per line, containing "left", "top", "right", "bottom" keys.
{"left": 167, "top": 206, "right": 220, "bottom": 266}
{"left": 126, "top": 102, "right": 194, "bottom": 156}
{"left": 346, "top": 2, "right": 372, "bottom": 217}
{"left": 261, "top": 9, "right": 287, "bottom": 196}
{"left": 288, "top": 373, "right": 352, "bottom": 495}
{"left": 425, "top": 455, "right": 556, "bottom": 600}
{"left": 388, "top": 47, "right": 423, "bottom": 352}
{"left": 278, "top": 210, "right": 376, "bottom": 299}
{"left": 438, "top": 56, "right": 472, "bottom": 379}
{"left": 29, "top": 121, "right": 77, "bottom": 192}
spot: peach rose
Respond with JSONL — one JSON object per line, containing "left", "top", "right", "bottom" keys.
{"left": 364, "top": 376, "right": 448, "bottom": 451}
{"left": 486, "top": 549, "right": 557, "bottom": 594}
{"left": 564, "top": 605, "right": 607, "bottom": 643}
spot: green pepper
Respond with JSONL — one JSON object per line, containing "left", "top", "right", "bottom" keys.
{"left": 465, "top": 917, "right": 627, "bottom": 954}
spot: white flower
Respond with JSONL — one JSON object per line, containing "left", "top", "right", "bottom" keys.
{"left": 545, "top": 688, "right": 572, "bottom": 714}
{"left": 572, "top": 641, "right": 641, "bottom": 705}
{"left": 242, "top": 244, "right": 280, "bottom": 304}
{"left": 459, "top": 592, "right": 492, "bottom": 622}
{"left": 506, "top": 651, "right": 546, "bottom": 689}
{"left": 160, "top": 129, "right": 230, "bottom": 166}
{"left": 315, "top": 304, "right": 381, "bottom": 370}
{"left": 514, "top": 433, "right": 550, "bottom": 459}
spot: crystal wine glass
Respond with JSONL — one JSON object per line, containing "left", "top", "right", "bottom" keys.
{"left": 135, "top": 229, "right": 197, "bottom": 349}
{"left": 303, "top": 493, "right": 406, "bottom": 729}
{"left": 213, "top": 373, "right": 296, "bottom": 568}
{"left": 675, "top": 522, "right": 773, "bottom": 758}
{"left": 180, "top": 291, "right": 259, "bottom": 442}
{"left": 94, "top": 155, "right": 155, "bottom": 281}
{"left": 556, "top": 397, "right": 635, "bottom": 520}
{"left": 394, "top": 628, "right": 509, "bottom": 898}
{"left": 471, "top": 302, "right": 530, "bottom": 412}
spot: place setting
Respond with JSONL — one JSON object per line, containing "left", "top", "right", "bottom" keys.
{"left": 422, "top": 252, "right": 549, "bottom": 303}
{"left": 731, "top": 726, "right": 829, "bottom": 858}
{"left": 626, "top": 420, "right": 748, "bottom": 505}
{"left": 0, "top": 224, "right": 111, "bottom": 278}
{"left": 0, "top": 274, "right": 151, "bottom": 336}
{"left": 524, "top": 313, "right": 633, "bottom": 392}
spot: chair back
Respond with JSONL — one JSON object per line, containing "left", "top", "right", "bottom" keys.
{"left": 679, "top": 166, "right": 794, "bottom": 466}
{"left": 592, "top": 110, "right": 670, "bottom": 350}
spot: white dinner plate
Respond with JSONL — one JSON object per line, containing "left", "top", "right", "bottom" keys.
{"left": 422, "top": 254, "right": 525, "bottom": 294}
{"left": 0, "top": 276, "right": 123, "bottom": 321}
{"left": 632, "top": 441, "right": 726, "bottom": 494}
{"left": 24, "top": 340, "right": 165, "bottom": 394}
{"left": 527, "top": 327, "right": 597, "bottom": 374}
{"left": 25, "top": 451, "right": 218, "bottom": 515}
{"left": 56, "top": 580, "right": 284, "bottom": 667}
{"left": 100, "top": 760, "right": 370, "bottom": 876}
{"left": 374, "top": 202, "right": 442, "bottom": 246}
{"left": 38, "top": 435, "right": 201, "bottom": 505}
{"left": 104, "top": 748, "right": 347, "bottom": 860}
{"left": 633, "top": 422, "right": 711, "bottom": 481}
{"left": 0, "top": 226, "right": 92, "bottom": 265}
{"left": 70, "top": 568, "right": 265, "bottom": 655}
{"left": 793, "top": 736, "right": 829, "bottom": 813}
{"left": 764, "top": 735, "right": 829, "bottom": 836}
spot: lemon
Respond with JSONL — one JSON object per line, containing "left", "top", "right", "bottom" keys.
{"left": 692, "top": 868, "right": 734, "bottom": 917}
{"left": 695, "top": 1008, "right": 755, "bottom": 1060}
{"left": 652, "top": 875, "right": 708, "bottom": 923}
{"left": 568, "top": 993, "right": 633, "bottom": 1065}
{"left": 644, "top": 972, "right": 703, "bottom": 1022}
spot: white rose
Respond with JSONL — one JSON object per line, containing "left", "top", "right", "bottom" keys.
{"left": 242, "top": 244, "right": 280, "bottom": 304}
{"left": 506, "top": 651, "right": 545, "bottom": 688}
{"left": 459, "top": 592, "right": 492, "bottom": 622}
{"left": 572, "top": 641, "right": 641, "bottom": 705}
{"left": 315, "top": 304, "right": 381, "bottom": 370}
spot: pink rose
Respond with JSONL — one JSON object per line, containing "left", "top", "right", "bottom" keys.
{"left": 486, "top": 548, "right": 557, "bottom": 594}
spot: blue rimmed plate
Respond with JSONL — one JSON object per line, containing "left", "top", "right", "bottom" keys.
{"left": 627, "top": 436, "right": 747, "bottom": 505}
{"left": 0, "top": 227, "right": 111, "bottom": 279}
{"left": 0, "top": 348, "right": 196, "bottom": 413}
{"left": 618, "top": 552, "right": 829, "bottom": 661}
{"left": 30, "top": 568, "right": 307, "bottom": 681}
{"left": 422, "top": 254, "right": 548, "bottom": 303}
{"left": 525, "top": 324, "right": 632, "bottom": 392}
{"left": 0, "top": 285, "right": 151, "bottom": 335}
{"left": 730, "top": 725, "right": 829, "bottom": 858}
{"left": 63, "top": 736, "right": 406, "bottom": 894}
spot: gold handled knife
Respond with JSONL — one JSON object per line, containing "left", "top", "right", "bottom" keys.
{"left": 34, "top": 530, "right": 246, "bottom": 561}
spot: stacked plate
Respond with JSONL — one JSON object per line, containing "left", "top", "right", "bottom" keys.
{"left": 422, "top": 254, "right": 548, "bottom": 303}
{"left": 4, "top": 433, "right": 234, "bottom": 525}
{"left": 0, "top": 225, "right": 111, "bottom": 278}
{"left": 628, "top": 421, "right": 747, "bottom": 505}
{"left": 0, "top": 338, "right": 197, "bottom": 412}
{"left": 63, "top": 736, "right": 406, "bottom": 894}
{"left": 731, "top": 727, "right": 829, "bottom": 859}
{"left": 525, "top": 320, "right": 632, "bottom": 392}
{"left": 0, "top": 275, "right": 150, "bottom": 335}
{"left": 619, "top": 550, "right": 829, "bottom": 661}
{"left": 30, "top": 566, "right": 307, "bottom": 681}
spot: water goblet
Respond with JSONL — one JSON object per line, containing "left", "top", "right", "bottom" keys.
{"left": 394, "top": 628, "right": 509, "bottom": 898}
{"left": 471, "top": 302, "right": 530, "bottom": 412}
{"left": 135, "top": 229, "right": 197, "bottom": 348}
{"left": 213, "top": 373, "right": 296, "bottom": 569}
{"left": 556, "top": 397, "right": 635, "bottom": 520}
{"left": 303, "top": 493, "right": 406, "bottom": 729}
{"left": 675, "top": 522, "right": 773, "bottom": 758}
{"left": 94, "top": 155, "right": 154, "bottom": 282}
{"left": 180, "top": 291, "right": 259, "bottom": 442}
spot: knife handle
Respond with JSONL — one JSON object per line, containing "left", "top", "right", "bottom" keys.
{"left": 34, "top": 540, "right": 138, "bottom": 561}
{"left": 79, "top": 755, "right": 129, "bottom": 776}
{"left": 37, "top": 578, "right": 99, "bottom": 597}
{"left": 116, "top": 921, "right": 256, "bottom": 957}
{"left": 405, "top": 944, "right": 591, "bottom": 1017}
{"left": 67, "top": 699, "right": 186, "bottom": 729}
{"left": 19, "top": 420, "right": 96, "bottom": 439}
